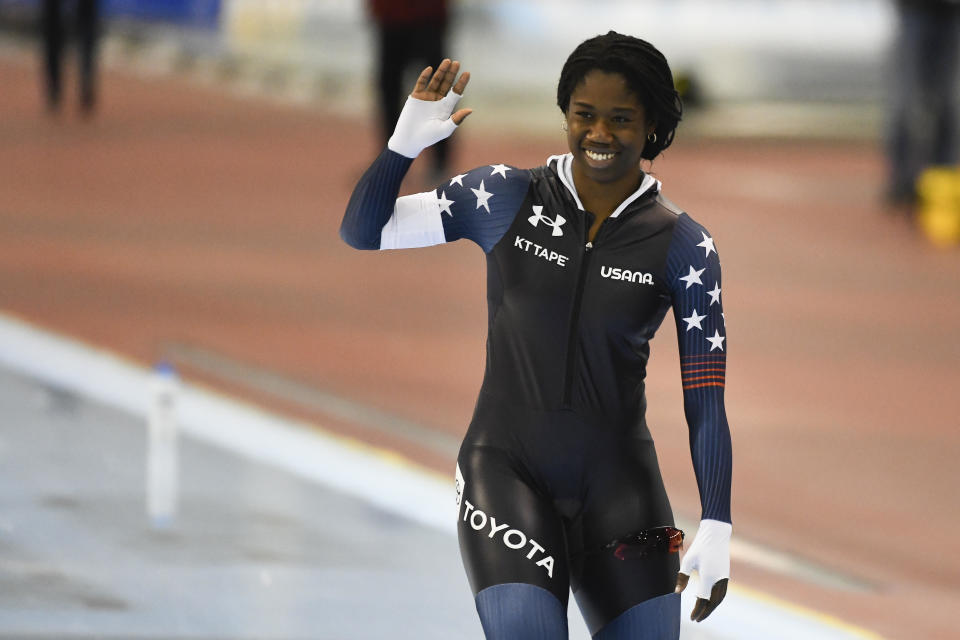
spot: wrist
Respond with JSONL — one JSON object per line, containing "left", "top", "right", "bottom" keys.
{"left": 696, "top": 519, "right": 732, "bottom": 542}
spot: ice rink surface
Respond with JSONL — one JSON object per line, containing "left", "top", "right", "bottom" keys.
{"left": 0, "top": 358, "right": 486, "bottom": 639}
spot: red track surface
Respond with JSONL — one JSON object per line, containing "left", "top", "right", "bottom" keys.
{"left": 2, "top": 51, "right": 958, "bottom": 638}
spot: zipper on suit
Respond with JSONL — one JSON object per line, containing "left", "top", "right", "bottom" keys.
{"left": 562, "top": 238, "right": 593, "bottom": 408}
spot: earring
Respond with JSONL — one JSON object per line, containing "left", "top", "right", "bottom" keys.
{"left": 562, "top": 121, "right": 568, "bottom": 132}
{"left": 647, "top": 132, "right": 657, "bottom": 143}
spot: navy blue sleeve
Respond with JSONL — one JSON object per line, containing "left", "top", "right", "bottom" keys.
{"left": 664, "top": 213, "right": 733, "bottom": 524}
{"left": 340, "top": 151, "right": 529, "bottom": 253}
{"left": 340, "top": 148, "right": 413, "bottom": 250}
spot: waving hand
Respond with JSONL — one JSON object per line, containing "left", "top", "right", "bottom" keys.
{"left": 388, "top": 59, "right": 472, "bottom": 158}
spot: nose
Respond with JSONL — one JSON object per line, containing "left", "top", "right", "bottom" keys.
{"left": 586, "top": 119, "right": 613, "bottom": 143}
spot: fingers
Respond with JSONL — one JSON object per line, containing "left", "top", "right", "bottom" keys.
{"left": 452, "top": 70, "right": 470, "bottom": 95}
{"left": 690, "top": 578, "right": 728, "bottom": 623}
{"left": 413, "top": 66, "right": 433, "bottom": 95}
{"left": 439, "top": 60, "right": 460, "bottom": 95}
{"left": 690, "top": 597, "right": 710, "bottom": 622}
{"left": 412, "top": 59, "right": 470, "bottom": 100}
{"left": 425, "top": 59, "right": 451, "bottom": 94}
{"left": 677, "top": 574, "right": 728, "bottom": 622}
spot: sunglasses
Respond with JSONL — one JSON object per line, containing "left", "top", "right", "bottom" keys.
{"left": 602, "top": 526, "right": 684, "bottom": 561}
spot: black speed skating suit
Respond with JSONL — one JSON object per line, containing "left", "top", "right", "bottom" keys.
{"left": 341, "top": 150, "right": 732, "bottom": 633}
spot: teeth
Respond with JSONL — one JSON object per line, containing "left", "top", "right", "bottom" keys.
{"left": 585, "top": 150, "right": 615, "bottom": 161}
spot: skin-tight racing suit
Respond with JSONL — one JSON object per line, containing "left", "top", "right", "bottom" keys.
{"left": 340, "top": 148, "right": 732, "bottom": 635}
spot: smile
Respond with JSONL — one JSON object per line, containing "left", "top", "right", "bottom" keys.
{"left": 584, "top": 149, "right": 616, "bottom": 162}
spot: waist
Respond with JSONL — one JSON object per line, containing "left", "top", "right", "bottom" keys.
{"left": 469, "top": 387, "right": 649, "bottom": 441}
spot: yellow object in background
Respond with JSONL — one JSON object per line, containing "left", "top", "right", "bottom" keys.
{"left": 917, "top": 167, "right": 960, "bottom": 247}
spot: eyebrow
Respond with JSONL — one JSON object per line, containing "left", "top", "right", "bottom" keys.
{"left": 571, "top": 101, "right": 638, "bottom": 113}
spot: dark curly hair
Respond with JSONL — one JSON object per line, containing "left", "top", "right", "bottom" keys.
{"left": 557, "top": 31, "right": 682, "bottom": 160}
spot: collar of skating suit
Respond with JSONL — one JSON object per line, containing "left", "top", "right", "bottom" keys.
{"left": 546, "top": 153, "right": 662, "bottom": 219}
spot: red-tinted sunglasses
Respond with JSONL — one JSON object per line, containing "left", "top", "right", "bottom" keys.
{"left": 605, "top": 526, "right": 684, "bottom": 561}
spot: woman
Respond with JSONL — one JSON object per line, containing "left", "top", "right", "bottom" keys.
{"left": 341, "top": 32, "right": 732, "bottom": 640}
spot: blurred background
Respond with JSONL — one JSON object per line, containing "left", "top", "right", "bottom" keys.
{"left": 1, "top": 1, "right": 958, "bottom": 639}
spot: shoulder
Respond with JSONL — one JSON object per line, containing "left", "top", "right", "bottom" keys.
{"left": 436, "top": 164, "right": 530, "bottom": 209}
{"left": 660, "top": 200, "right": 723, "bottom": 284}
{"left": 530, "top": 156, "right": 565, "bottom": 180}
{"left": 663, "top": 202, "right": 718, "bottom": 257}
{"left": 436, "top": 164, "right": 533, "bottom": 251}
{"left": 441, "top": 163, "right": 531, "bottom": 189}
{"left": 654, "top": 192, "right": 685, "bottom": 218}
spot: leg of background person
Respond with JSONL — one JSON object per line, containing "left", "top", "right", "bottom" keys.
{"left": 41, "top": 0, "right": 62, "bottom": 111}
{"left": 376, "top": 24, "right": 407, "bottom": 146}
{"left": 928, "top": 6, "right": 960, "bottom": 166}
{"left": 885, "top": 2, "right": 929, "bottom": 206}
{"left": 475, "top": 583, "right": 569, "bottom": 640}
{"left": 77, "top": 0, "right": 99, "bottom": 113}
{"left": 592, "top": 593, "right": 680, "bottom": 640}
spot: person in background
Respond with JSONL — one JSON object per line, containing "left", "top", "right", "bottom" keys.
{"left": 42, "top": 0, "right": 100, "bottom": 115}
{"left": 885, "top": 0, "right": 960, "bottom": 211}
{"left": 368, "top": 0, "right": 451, "bottom": 182}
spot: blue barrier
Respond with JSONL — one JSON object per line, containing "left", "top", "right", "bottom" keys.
{"left": 0, "top": 0, "right": 221, "bottom": 29}
{"left": 104, "top": 0, "right": 220, "bottom": 28}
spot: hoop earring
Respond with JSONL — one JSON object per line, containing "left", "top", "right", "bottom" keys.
{"left": 647, "top": 132, "right": 657, "bottom": 143}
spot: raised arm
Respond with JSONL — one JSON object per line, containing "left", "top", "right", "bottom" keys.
{"left": 339, "top": 60, "right": 472, "bottom": 250}
{"left": 664, "top": 212, "right": 733, "bottom": 622}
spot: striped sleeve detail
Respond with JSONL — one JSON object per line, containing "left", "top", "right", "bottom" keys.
{"left": 681, "top": 354, "right": 726, "bottom": 390}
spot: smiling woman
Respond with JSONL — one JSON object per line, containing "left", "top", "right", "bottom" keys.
{"left": 556, "top": 34, "right": 683, "bottom": 242}
{"left": 340, "top": 31, "right": 733, "bottom": 640}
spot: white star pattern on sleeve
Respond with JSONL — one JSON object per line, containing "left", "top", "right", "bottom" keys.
{"left": 490, "top": 164, "right": 510, "bottom": 179}
{"left": 707, "top": 282, "right": 722, "bottom": 305}
{"left": 706, "top": 330, "right": 726, "bottom": 351}
{"left": 682, "top": 308, "right": 707, "bottom": 331}
{"left": 449, "top": 174, "right": 467, "bottom": 187}
{"left": 697, "top": 231, "right": 716, "bottom": 258}
{"left": 437, "top": 191, "right": 454, "bottom": 217}
{"left": 471, "top": 180, "right": 493, "bottom": 213}
{"left": 679, "top": 266, "right": 705, "bottom": 289}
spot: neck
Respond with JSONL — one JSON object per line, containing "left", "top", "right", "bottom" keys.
{"left": 571, "top": 165, "right": 644, "bottom": 218}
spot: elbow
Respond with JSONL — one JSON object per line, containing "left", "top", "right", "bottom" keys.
{"left": 339, "top": 225, "right": 380, "bottom": 250}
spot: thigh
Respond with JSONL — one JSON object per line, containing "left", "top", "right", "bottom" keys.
{"left": 571, "top": 438, "right": 679, "bottom": 635}
{"left": 573, "top": 541, "right": 679, "bottom": 636}
{"left": 593, "top": 593, "right": 680, "bottom": 640}
{"left": 456, "top": 444, "right": 570, "bottom": 606}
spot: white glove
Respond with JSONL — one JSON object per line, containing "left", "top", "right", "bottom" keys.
{"left": 388, "top": 90, "right": 464, "bottom": 159}
{"left": 678, "top": 519, "right": 731, "bottom": 599}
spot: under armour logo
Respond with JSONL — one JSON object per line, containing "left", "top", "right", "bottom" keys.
{"left": 528, "top": 205, "right": 566, "bottom": 237}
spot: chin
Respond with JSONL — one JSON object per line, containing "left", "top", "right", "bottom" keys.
{"left": 575, "top": 157, "right": 633, "bottom": 184}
